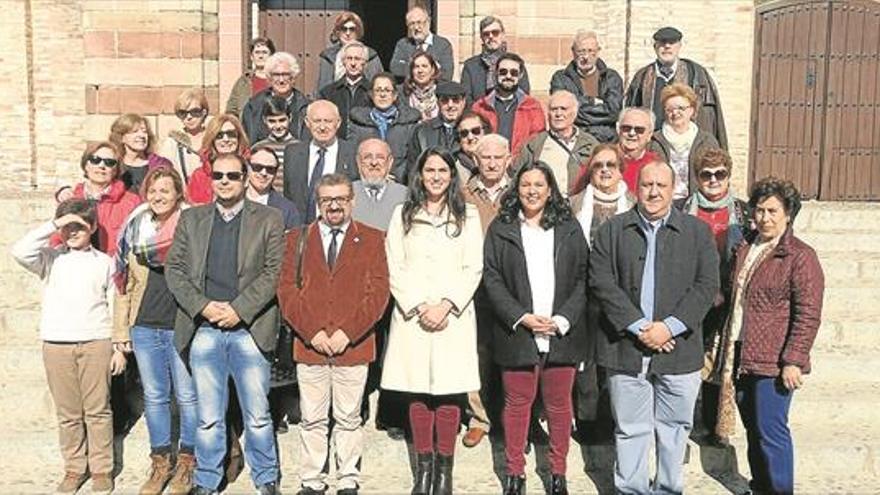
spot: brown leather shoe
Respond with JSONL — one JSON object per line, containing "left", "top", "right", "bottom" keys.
{"left": 140, "top": 453, "right": 173, "bottom": 495}
{"left": 55, "top": 472, "right": 89, "bottom": 494}
{"left": 91, "top": 473, "right": 114, "bottom": 494}
{"left": 461, "top": 426, "right": 486, "bottom": 448}
{"left": 167, "top": 452, "right": 196, "bottom": 495}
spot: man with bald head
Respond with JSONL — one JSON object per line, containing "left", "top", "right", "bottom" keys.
{"left": 590, "top": 160, "right": 719, "bottom": 494}
{"left": 351, "top": 138, "right": 408, "bottom": 231}
{"left": 283, "top": 100, "right": 359, "bottom": 223}
{"left": 515, "top": 90, "right": 599, "bottom": 195}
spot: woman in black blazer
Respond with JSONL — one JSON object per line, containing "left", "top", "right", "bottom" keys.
{"left": 483, "top": 161, "right": 589, "bottom": 495}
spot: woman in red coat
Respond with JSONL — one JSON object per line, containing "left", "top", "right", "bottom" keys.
{"left": 186, "top": 114, "right": 251, "bottom": 204}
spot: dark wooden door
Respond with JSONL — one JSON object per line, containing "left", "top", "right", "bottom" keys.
{"left": 751, "top": 0, "right": 880, "bottom": 200}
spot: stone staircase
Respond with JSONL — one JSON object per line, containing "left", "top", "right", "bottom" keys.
{"left": 0, "top": 196, "right": 878, "bottom": 493}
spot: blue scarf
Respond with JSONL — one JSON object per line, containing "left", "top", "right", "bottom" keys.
{"left": 370, "top": 105, "right": 399, "bottom": 140}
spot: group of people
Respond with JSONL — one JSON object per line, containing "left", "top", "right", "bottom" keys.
{"left": 13, "top": 8, "right": 825, "bottom": 495}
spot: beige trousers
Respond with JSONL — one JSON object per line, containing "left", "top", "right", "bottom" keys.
{"left": 297, "top": 363, "right": 368, "bottom": 490}
{"left": 42, "top": 340, "right": 113, "bottom": 476}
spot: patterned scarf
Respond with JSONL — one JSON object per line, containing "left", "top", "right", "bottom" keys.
{"left": 481, "top": 42, "right": 508, "bottom": 92}
{"left": 408, "top": 83, "right": 438, "bottom": 121}
{"left": 113, "top": 202, "right": 184, "bottom": 293}
{"left": 370, "top": 105, "right": 399, "bottom": 140}
{"left": 576, "top": 182, "right": 630, "bottom": 249}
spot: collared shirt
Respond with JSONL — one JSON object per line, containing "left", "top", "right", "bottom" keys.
{"left": 654, "top": 59, "right": 679, "bottom": 82}
{"left": 472, "top": 174, "right": 510, "bottom": 203}
{"left": 308, "top": 139, "right": 339, "bottom": 180}
{"left": 215, "top": 199, "right": 245, "bottom": 222}
{"left": 549, "top": 127, "right": 579, "bottom": 151}
{"left": 319, "top": 219, "right": 350, "bottom": 263}
{"left": 419, "top": 33, "right": 435, "bottom": 51}
{"left": 362, "top": 180, "right": 388, "bottom": 202}
{"left": 248, "top": 189, "right": 270, "bottom": 206}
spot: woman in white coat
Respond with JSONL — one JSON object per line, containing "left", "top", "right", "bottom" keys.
{"left": 382, "top": 147, "right": 483, "bottom": 495}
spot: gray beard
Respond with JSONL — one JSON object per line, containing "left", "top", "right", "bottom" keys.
{"left": 362, "top": 177, "right": 387, "bottom": 187}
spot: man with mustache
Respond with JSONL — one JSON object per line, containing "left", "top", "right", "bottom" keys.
{"left": 352, "top": 139, "right": 408, "bottom": 231}
{"left": 625, "top": 27, "right": 727, "bottom": 148}
{"left": 460, "top": 16, "right": 531, "bottom": 104}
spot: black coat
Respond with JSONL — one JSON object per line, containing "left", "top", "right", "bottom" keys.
{"left": 460, "top": 53, "right": 531, "bottom": 105}
{"left": 390, "top": 35, "right": 455, "bottom": 82}
{"left": 405, "top": 116, "right": 461, "bottom": 184}
{"left": 549, "top": 59, "right": 624, "bottom": 143}
{"left": 349, "top": 105, "right": 421, "bottom": 182}
{"left": 318, "top": 78, "right": 372, "bottom": 140}
{"left": 589, "top": 207, "right": 720, "bottom": 375}
{"left": 241, "top": 88, "right": 310, "bottom": 144}
{"left": 483, "top": 216, "right": 590, "bottom": 368}
{"left": 281, "top": 139, "right": 359, "bottom": 221}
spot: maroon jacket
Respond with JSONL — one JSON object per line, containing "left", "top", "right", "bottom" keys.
{"left": 734, "top": 228, "right": 824, "bottom": 377}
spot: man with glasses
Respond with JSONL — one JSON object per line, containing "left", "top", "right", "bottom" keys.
{"left": 242, "top": 51, "right": 310, "bottom": 143}
{"left": 617, "top": 107, "right": 659, "bottom": 193}
{"left": 251, "top": 96, "right": 298, "bottom": 191}
{"left": 625, "top": 27, "right": 727, "bottom": 148}
{"left": 550, "top": 30, "right": 623, "bottom": 143}
{"left": 246, "top": 145, "right": 302, "bottom": 231}
{"left": 405, "top": 81, "right": 467, "bottom": 182}
{"left": 278, "top": 173, "right": 390, "bottom": 495}
{"left": 319, "top": 42, "right": 372, "bottom": 140}
{"left": 460, "top": 16, "right": 530, "bottom": 104}
{"left": 471, "top": 53, "right": 545, "bottom": 158}
{"left": 284, "top": 100, "right": 359, "bottom": 224}
{"left": 352, "top": 139, "right": 408, "bottom": 231}
{"left": 166, "top": 153, "right": 285, "bottom": 495}
{"left": 390, "top": 6, "right": 454, "bottom": 82}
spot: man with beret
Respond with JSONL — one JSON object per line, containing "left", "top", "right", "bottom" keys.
{"left": 625, "top": 27, "right": 727, "bottom": 149}
{"left": 404, "top": 81, "right": 468, "bottom": 180}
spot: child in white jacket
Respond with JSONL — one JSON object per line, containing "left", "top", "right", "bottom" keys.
{"left": 11, "top": 198, "right": 126, "bottom": 495}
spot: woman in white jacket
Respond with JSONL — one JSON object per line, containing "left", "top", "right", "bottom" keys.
{"left": 381, "top": 147, "right": 483, "bottom": 495}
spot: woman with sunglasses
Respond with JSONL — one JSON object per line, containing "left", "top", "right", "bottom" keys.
{"left": 682, "top": 147, "right": 752, "bottom": 444}
{"left": 570, "top": 144, "right": 635, "bottom": 248}
{"left": 186, "top": 114, "right": 250, "bottom": 205}
{"left": 402, "top": 51, "right": 442, "bottom": 122}
{"left": 454, "top": 110, "right": 492, "bottom": 185}
{"left": 649, "top": 82, "right": 720, "bottom": 205}
{"left": 316, "top": 11, "right": 384, "bottom": 94}
{"left": 109, "top": 113, "right": 172, "bottom": 193}
{"left": 158, "top": 89, "right": 210, "bottom": 184}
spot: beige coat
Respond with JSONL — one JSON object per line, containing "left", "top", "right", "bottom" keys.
{"left": 380, "top": 203, "right": 484, "bottom": 395}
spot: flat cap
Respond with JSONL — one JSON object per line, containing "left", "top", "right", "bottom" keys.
{"left": 653, "top": 26, "right": 683, "bottom": 43}
{"left": 436, "top": 81, "right": 467, "bottom": 97}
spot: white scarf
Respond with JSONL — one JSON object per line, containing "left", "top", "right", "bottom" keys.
{"left": 576, "top": 181, "right": 630, "bottom": 249}
{"left": 661, "top": 121, "right": 698, "bottom": 154}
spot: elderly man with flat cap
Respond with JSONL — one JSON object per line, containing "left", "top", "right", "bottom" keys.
{"left": 625, "top": 27, "right": 727, "bottom": 149}
{"left": 405, "top": 81, "right": 468, "bottom": 180}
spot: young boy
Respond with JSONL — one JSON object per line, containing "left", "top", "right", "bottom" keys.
{"left": 12, "top": 198, "right": 127, "bottom": 494}
{"left": 252, "top": 95, "right": 298, "bottom": 190}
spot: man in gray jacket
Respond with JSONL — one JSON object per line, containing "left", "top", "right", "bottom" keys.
{"left": 166, "top": 153, "right": 285, "bottom": 495}
{"left": 390, "top": 6, "right": 455, "bottom": 82}
{"left": 590, "top": 160, "right": 719, "bottom": 495}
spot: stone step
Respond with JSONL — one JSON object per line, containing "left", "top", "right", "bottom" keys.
{"left": 798, "top": 230, "right": 880, "bottom": 254}
{"left": 795, "top": 202, "right": 880, "bottom": 233}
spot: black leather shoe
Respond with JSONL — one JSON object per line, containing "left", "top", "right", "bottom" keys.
{"left": 504, "top": 475, "right": 526, "bottom": 495}
{"left": 432, "top": 454, "right": 454, "bottom": 495}
{"left": 296, "top": 486, "right": 325, "bottom": 495}
{"left": 411, "top": 453, "right": 433, "bottom": 495}
{"left": 336, "top": 488, "right": 358, "bottom": 495}
{"left": 190, "top": 486, "right": 218, "bottom": 495}
{"left": 549, "top": 474, "right": 568, "bottom": 495}
{"left": 258, "top": 482, "right": 282, "bottom": 495}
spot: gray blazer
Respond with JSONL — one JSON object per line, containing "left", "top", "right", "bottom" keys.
{"left": 389, "top": 34, "right": 455, "bottom": 82}
{"left": 589, "top": 207, "right": 719, "bottom": 375}
{"left": 166, "top": 200, "right": 285, "bottom": 357}
{"left": 282, "top": 139, "right": 360, "bottom": 217}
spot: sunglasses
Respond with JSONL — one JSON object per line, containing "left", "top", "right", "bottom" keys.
{"left": 87, "top": 156, "right": 119, "bottom": 168}
{"left": 619, "top": 124, "right": 648, "bottom": 135}
{"left": 458, "top": 126, "right": 484, "bottom": 139}
{"left": 482, "top": 28, "right": 502, "bottom": 38}
{"left": 214, "top": 130, "right": 239, "bottom": 141}
{"left": 211, "top": 171, "right": 245, "bottom": 181}
{"left": 250, "top": 163, "right": 278, "bottom": 175}
{"left": 176, "top": 108, "right": 205, "bottom": 119}
{"left": 340, "top": 25, "right": 358, "bottom": 33}
{"left": 592, "top": 160, "right": 620, "bottom": 171}
{"left": 498, "top": 68, "right": 520, "bottom": 78}
{"left": 699, "top": 169, "right": 730, "bottom": 181}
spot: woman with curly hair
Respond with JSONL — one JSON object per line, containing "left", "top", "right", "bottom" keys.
{"left": 381, "top": 147, "right": 483, "bottom": 495}
{"left": 483, "top": 161, "right": 589, "bottom": 495}
{"left": 186, "top": 114, "right": 250, "bottom": 205}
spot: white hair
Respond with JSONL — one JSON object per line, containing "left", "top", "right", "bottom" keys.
{"left": 616, "top": 107, "right": 656, "bottom": 131}
{"left": 264, "top": 52, "right": 300, "bottom": 77}
{"left": 341, "top": 41, "right": 368, "bottom": 59}
{"left": 572, "top": 29, "right": 600, "bottom": 49}
{"left": 475, "top": 133, "right": 510, "bottom": 155}
{"left": 549, "top": 89, "right": 578, "bottom": 107}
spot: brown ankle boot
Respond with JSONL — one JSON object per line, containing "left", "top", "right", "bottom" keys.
{"left": 167, "top": 452, "right": 196, "bottom": 495}
{"left": 139, "top": 453, "right": 173, "bottom": 495}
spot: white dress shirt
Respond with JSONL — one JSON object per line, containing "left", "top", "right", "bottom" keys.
{"left": 518, "top": 221, "right": 570, "bottom": 352}
{"left": 319, "top": 220, "right": 350, "bottom": 264}
{"left": 308, "top": 140, "right": 340, "bottom": 180}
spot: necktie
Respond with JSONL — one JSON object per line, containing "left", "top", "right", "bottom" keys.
{"left": 327, "top": 228, "right": 342, "bottom": 269}
{"left": 306, "top": 147, "right": 327, "bottom": 223}
{"left": 366, "top": 185, "right": 381, "bottom": 200}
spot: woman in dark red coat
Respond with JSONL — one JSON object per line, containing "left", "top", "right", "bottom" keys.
{"left": 708, "top": 177, "right": 824, "bottom": 495}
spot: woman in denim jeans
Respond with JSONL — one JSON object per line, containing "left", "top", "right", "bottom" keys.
{"left": 114, "top": 166, "right": 197, "bottom": 494}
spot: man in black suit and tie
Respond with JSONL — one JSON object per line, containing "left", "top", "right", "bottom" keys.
{"left": 283, "top": 100, "right": 359, "bottom": 223}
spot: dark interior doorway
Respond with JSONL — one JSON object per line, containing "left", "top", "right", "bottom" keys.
{"left": 352, "top": 0, "right": 408, "bottom": 71}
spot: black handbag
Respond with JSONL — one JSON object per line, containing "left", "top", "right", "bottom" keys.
{"left": 270, "top": 225, "right": 309, "bottom": 386}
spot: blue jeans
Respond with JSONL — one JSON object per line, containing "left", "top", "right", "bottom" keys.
{"left": 736, "top": 374, "right": 794, "bottom": 495}
{"left": 189, "top": 326, "right": 277, "bottom": 489}
{"left": 131, "top": 325, "right": 197, "bottom": 452}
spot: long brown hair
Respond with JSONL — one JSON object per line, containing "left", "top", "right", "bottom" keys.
{"left": 109, "top": 113, "right": 158, "bottom": 157}
{"left": 202, "top": 114, "right": 250, "bottom": 159}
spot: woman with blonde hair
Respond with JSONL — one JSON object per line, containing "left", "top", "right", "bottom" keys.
{"left": 185, "top": 114, "right": 250, "bottom": 204}
{"left": 109, "top": 113, "right": 172, "bottom": 193}
{"left": 157, "top": 88, "right": 210, "bottom": 184}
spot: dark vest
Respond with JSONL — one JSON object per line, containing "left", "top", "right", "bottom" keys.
{"left": 205, "top": 208, "right": 242, "bottom": 302}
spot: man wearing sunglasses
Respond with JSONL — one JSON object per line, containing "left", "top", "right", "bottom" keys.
{"left": 472, "top": 53, "right": 545, "bottom": 159}
{"left": 246, "top": 145, "right": 303, "bottom": 231}
{"left": 405, "top": 81, "right": 467, "bottom": 182}
{"left": 617, "top": 107, "right": 660, "bottom": 193}
{"left": 390, "top": 6, "right": 454, "bottom": 83}
{"left": 460, "top": 16, "right": 531, "bottom": 104}
{"left": 241, "top": 51, "right": 310, "bottom": 144}
{"left": 166, "top": 153, "right": 286, "bottom": 495}
{"left": 624, "top": 26, "right": 728, "bottom": 149}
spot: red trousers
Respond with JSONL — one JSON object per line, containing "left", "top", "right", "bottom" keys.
{"left": 502, "top": 363, "right": 576, "bottom": 476}
{"left": 408, "top": 395, "right": 461, "bottom": 456}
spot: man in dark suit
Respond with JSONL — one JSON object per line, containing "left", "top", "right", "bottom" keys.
{"left": 590, "top": 160, "right": 719, "bottom": 495}
{"left": 283, "top": 100, "right": 359, "bottom": 224}
{"left": 278, "top": 173, "right": 390, "bottom": 495}
{"left": 246, "top": 144, "right": 302, "bottom": 231}
{"left": 405, "top": 81, "right": 467, "bottom": 181}
{"left": 390, "top": 6, "right": 455, "bottom": 82}
{"left": 166, "top": 152, "right": 285, "bottom": 495}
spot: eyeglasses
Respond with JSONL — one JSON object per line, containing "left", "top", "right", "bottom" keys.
{"left": 340, "top": 24, "right": 358, "bottom": 33}
{"left": 214, "top": 130, "right": 239, "bottom": 141}
{"left": 407, "top": 19, "right": 428, "bottom": 27}
{"left": 498, "top": 68, "right": 520, "bottom": 78}
{"left": 698, "top": 169, "right": 730, "bottom": 181}
{"left": 87, "top": 156, "right": 119, "bottom": 168}
{"left": 269, "top": 72, "right": 294, "bottom": 80}
{"left": 619, "top": 124, "right": 648, "bottom": 135}
{"left": 591, "top": 160, "right": 620, "bottom": 170}
{"left": 176, "top": 108, "right": 205, "bottom": 119}
{"left": 665, "top": 105, "right": 691, "bottom": 113}
{"left": 211, "top": 171, "right": 245, "bottom": 181}
{"left": 481, "top": 28, "right": 502, "bottom": 38}
{"left": 458, "top": 126, "right": 484, "bottom": 139}
{"left": 249, "top": 163, "right": 278, "bottom": 175}
{"left": 317, "top": 195, "right": 353, "bottom": 206}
